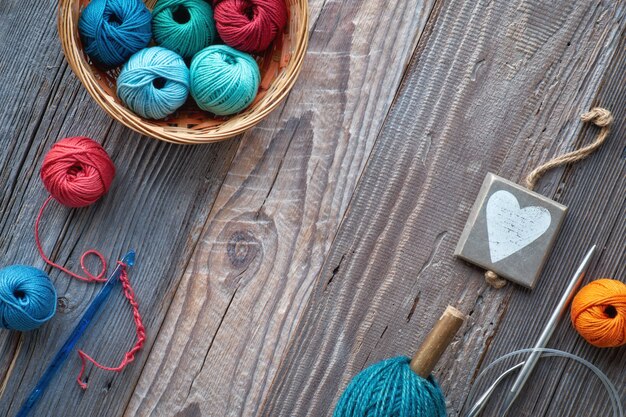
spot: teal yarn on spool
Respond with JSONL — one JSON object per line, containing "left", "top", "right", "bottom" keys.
{"left": 0, "top": 265, "right": 57, "bottom": 332}
{"left": 190, "top": 45, "right": 261, "bottom": 116}
{"left": 333, "top": 357, "right": 447, "bottom": 417}
{"left": 78, "top": 0, "right": 152, "bottom": 69}
{"left": 117, "top": 47, "right": 190, "bottom": 120}
{"left": 152, "top": 0, "right": 218, "bottom": 59}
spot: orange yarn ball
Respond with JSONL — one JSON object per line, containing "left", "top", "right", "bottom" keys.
{"left": 571, "top": 279, "right": 626, "bottom": 348}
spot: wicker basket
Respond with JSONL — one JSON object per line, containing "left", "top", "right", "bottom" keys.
{"left": 58, "top": 0, "right": 308, "bottom": 144}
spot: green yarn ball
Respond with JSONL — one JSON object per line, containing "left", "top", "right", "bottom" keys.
{"left": 190, "top": 45, "right": 261, "bottom": 116}
{"left": 152, "top": 0, "right": 217, "bottom": 60}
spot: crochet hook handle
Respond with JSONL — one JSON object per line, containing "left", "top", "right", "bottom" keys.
{"left": 15, "top": 250, "right": 135, "bottom": 417}
{"left": 410, "top": 305, "right": 466, "bottom": 378}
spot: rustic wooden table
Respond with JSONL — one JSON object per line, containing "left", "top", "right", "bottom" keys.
{"left": 1, "top": 0, "right": 624, "bottom": 416}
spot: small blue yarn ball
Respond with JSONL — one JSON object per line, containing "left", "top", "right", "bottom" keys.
{"left": 0, "top": 265, "right": 57, "bottom": 332}
{"left": 333, "top": 357, "right": 447, "bottom": 417}
{"left": 152, "top": 0, "right": 218, "bottom": 60}
{"left": 79, "top": 0, "right": 152, "bottom": 69}
{"left": 117, "top": 47, "right": 191, "bottom": 119}
{"left": 190, "top": 45, "right": 260, "bottom": 116}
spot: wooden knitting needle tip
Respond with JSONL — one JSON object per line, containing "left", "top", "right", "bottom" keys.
{"left": 410, "top": 305, "right": 466, "bottom": 378}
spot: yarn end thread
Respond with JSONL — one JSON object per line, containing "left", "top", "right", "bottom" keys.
{"left": 76, "top": 263, "right": 146, "bottom": 389}
{"left": 485, "top": 108, "right": 612, "bottom": 290}
{"left": 524, "top": 107, "right": 613, "bottom": 191}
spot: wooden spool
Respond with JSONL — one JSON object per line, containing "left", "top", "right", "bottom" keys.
{"left": 410, "top": 306, "right": 466, "bottom": 378}
{"left": 57, "top": 0, "right": 309, "bottom": 144}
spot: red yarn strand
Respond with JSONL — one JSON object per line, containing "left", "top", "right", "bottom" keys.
{"left": 35, "top": 195, "right": 107, "bottom": 283}
{"left": 36, "top": 137, "right": 144, "bottom": 389}
{"left": 76, "top": 262, "right": 146, "bottom": 389}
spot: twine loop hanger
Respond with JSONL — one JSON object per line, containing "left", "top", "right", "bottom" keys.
{"left": 485, "top": 107, "right": 613, "bottom": 288}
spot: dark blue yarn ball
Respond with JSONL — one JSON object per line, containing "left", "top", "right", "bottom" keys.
{"left": 333, "top": 357, "right": 447, "bottom": 417}
{"left": 79, "top": 0, "right": 152, "bottom": 69}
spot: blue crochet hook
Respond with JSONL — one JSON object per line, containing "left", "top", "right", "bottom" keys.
{"left": 15, "top": 250, "right": 135, "bottom": 417}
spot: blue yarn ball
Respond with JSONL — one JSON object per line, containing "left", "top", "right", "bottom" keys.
{"left": 190, "top": 45, "right": 260, "bottom": 116}
{"left": 79, "top": 0, "right": 152, "bottom": 69}
{"left": 117, "top": 47, "right": 191, "bottom": 119}
{"left": 0, "top": 265, "right": 57, "bottom": 332}
{"left": 333, "top": 357, "right": 447, "bottom": 417}
{"left": 152, "top": 0, "right": 218, "bottom": 60}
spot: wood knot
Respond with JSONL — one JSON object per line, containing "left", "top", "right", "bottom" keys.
{"left": 57, "top": 296, "right": 70, "bottom": 313}
{"left": 211, "top": 211, "right": 278, "bottom": 289}
{"left": 227, "top": 230, "right": 259, "bottom": 268}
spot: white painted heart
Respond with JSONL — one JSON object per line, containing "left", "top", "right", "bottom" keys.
{"left": 486, "top": 190, "right": 551, "bottom": 263}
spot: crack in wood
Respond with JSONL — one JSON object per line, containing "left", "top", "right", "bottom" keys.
{"left": 324, "top": 253, "right": 347, "bottom": 291}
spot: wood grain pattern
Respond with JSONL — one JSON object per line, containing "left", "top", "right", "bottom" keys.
{"left": 124, "top": 1, "right": 438, "bottom": 416}
{"left": 1, "top": 0, "right": 624, "bottom": 416}
{"left": 259, "top": 1, "right": 625, "bottom": 416}
{"left": 0, "top": 0, "right": 240, "bottom": 415}
{"left": 466, "top": 29, "right": 626, "bottom": 417}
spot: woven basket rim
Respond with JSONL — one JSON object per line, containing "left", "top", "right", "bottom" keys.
{"left": 58, "top": 0, "right": 309, "bottom": 144}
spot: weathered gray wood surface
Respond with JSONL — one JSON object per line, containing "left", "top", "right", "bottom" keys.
{"left": 0, "top": 1, "right": 240, "bottom": 416}
{"left": 124, "top": 1, "right": 439, "bottom": 416}
{"left": 0, "top": 1, "right": 624, "bottom": 417}
{"left": 259, "top": 0, "right": 626, "bottom": 416}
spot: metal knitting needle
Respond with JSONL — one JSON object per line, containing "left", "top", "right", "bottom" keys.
{"left": 15, "top": 250, "right": 135, "bottom": 417}
{"left": 497, "top": 245, "right": 596, "bottom": 417}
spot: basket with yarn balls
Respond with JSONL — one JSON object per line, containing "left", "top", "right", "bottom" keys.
{"left": 59, "top": 0, "right": 308, "bottom": 144}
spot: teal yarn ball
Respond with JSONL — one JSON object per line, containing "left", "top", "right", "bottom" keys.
{"left": 333, "top": 357, "right": 447, "bottom": 417}
{"left": 79, "top": 0, "right": 152, "bottom": 69}
{"left": 190, "top": 45, "right": 261, "bottom": 116}
{"left": 117, "top": 47, "right": 191, "bottom": 120}
{"left": 0, "top": 265, "right": 57, "bottom": 332}
{"left": 152, "top": 0, "right": 218, "bottom": 59}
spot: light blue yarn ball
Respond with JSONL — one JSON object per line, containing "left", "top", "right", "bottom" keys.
{"left": 190, "top": 45, "right": 261, "bottom": 116}
{"left": 79, "top": 0, "right": 152, "bottom": 69}
{"left": 117, "top": 47, "right": 191, "bottom": 119}
{"left": 333, "top": 357, "right": 447, "bottom": 417}
{"left": 0, "top": 265, "right": 57, "bottom": 332}
{"left": 152, "top": 0, "right": 218, "bottom": 60}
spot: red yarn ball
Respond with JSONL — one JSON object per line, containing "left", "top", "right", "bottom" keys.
{"left": 214, "top": 0, "right": 288, "bottom": 53}
{"left": 40, "top": 137, "right": 115, "bottom": 208}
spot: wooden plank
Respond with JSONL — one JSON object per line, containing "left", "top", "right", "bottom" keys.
{"left": 124, "top": 0, "right": 439, "bottom": 416}
{"left": 0, "top": 0, "right": 240, "bottom": 415}
{"left": 258, "top": 1, "right": 625, "bottom": 416}
{"left": 463, "top": 31, "right": 626, "bottom": 416}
